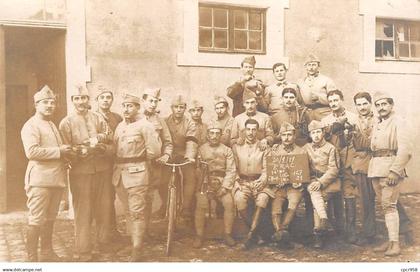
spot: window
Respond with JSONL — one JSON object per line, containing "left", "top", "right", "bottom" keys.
{"left": 198, "top": 4, "right": 266, "bottom": 54}
{"left": 375, "top": 18, "right": 420, "bottom": 61}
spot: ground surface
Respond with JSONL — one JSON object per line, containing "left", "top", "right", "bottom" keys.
{"left": 0, "top": 194, "right": 419, "bottom": 262}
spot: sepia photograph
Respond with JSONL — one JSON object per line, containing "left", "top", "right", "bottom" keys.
{"left": 0, "top": 0, "right": 419, "bottom": 271}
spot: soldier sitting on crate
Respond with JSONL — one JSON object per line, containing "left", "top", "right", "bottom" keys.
{"left": 232, "top": 118, "right": 274, "bottom": 250}
{"left": 268, "top": 122, "right": 309, "bottom": 249}
{"left": 193, "top": 121, "right": 237, "bottom": 248}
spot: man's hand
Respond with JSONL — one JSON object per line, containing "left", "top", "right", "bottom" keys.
{"left": 308, "top": 181, "right": 322, "bottom": 191}
{"left": 184, "top": 157, "right": 196, "bottom": 163}
{"left": 387, "top": 171, "right": 401, "bottom": 186}
{"left": 217, "top": 187, "right": 229, "bottom": 197}
{"left": 236, "top": 136, "right": 245, "bottom": 146}
{"left": 311, "top": 93, "right": 319, "bottom": 102}
{"left": 240, "top": 74, "right": 253, "bottom": 83}
{"left": 156, "top": 154, "right": 170, "bottom": 164}
{"left": 59, "top": 145, "right": 72, "bottom": 156}
{"left": 253, "top": 180, "right": 265, "bottom": 191}
{"left": 258, "top": 139, "right": 269, "bottom": 151}
{"left": 93, "top": 143, "right": 107, "bottom": 154}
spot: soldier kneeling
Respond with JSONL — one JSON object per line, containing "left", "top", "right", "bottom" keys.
{"left": 193, "top": 121, "right": 237, "bottom": 248}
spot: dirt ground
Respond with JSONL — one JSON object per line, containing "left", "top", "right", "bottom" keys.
{"left": 0, "top": 194, "right": 419, "bottom": 262}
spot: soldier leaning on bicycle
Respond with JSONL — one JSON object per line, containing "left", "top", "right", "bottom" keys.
{"left": 20, "top": 55, "right": 414, "bottom": 261}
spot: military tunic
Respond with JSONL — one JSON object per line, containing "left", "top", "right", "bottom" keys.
{"left": 263, "top": 81, "right": 301, "bottom": 115}
{"left": 214, "top": 114, "right": 234, "bottom": 147}
{"left": 231, "top": 111, "right": 274, "bottom": 146}
{"left": 21, "top": 114, "right": 66, "bottom": 226}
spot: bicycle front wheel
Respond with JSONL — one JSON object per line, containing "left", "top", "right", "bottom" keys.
{"left": 166, "top": 187, "right": 177, "bottom": 256}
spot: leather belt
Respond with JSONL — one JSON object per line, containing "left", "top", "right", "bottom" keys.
{"left": 372, "top": 149, "right": 397, "bottom": 158}
{"left": 115, "top": 155, "right": 146, "bottom": 164}
{"left": 209, "top": 170, "right": 226, "bottom": 178}
{"left": 239, "top": 174, "right": 261, "bottom": 181}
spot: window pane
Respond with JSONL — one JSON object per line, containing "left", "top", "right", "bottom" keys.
{"left": 249, "top": 12, "right": 262, "bottom": 30}
{"left": 214, "top": 8, "right": 228, "bottom": 28}
{"left": 411, "top": 43, "right": 420, "bottom": 58}
{"left": 199, "top": 28, "right": 212, "bottom": 48}
{"left": 383, "top": 40, "right": 394, "bottom": 57}
{"left": 199, "top": 7, "right": 212, "bottom": 27}
{"left": 410, "top": 24, "right": 420, "bottom": 41}
{"left": 249, "top": 31, "right": 262, "bottom": 50}
{"left": 234, "top": 30, "right": 247, "bottom": 49}
{"left": 375, "top": 40, "right": 383, "bottom": 57}
{"left": 234, "top": 10, "right": 247, "bottom": 29}
{"left": 376, "top": 21, "right": 394, "bottom": 39}
{"left": 214, "top": 30, "right": 228, "bottom": 48}
{"left": 399, "top": 43, "right": 409, "bottom": 57}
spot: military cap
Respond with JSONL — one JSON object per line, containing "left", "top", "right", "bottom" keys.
{"left": 95, "top": 85, "right": 113, "bottom": 99}
{"left": 305, "top": 54, "right": 320, "bottom": 65}
{"left": 308, "top": 120, "right": 324, "bottom": 131}
{"left": 122, "top": 93, "right": 140, "bottom": 105}
{"left": 242, "top": 56, "right": 256, "bottom": 67}
{"left": 214, "top": 95, "right": 228, "bottom": 107}
{"left": 171, "top": 94, "right": 187, "bottom": 106}
{"left": 189, "top": 99, "right": 204, "bottom": 109}
{"left": 71, "top": 84, "right": 89, "bottom": 97}
{"left": 207, "top": 120, "right": 222, "bottom": 131}
{"left": 34, "top": 85, "right": 56, "bottom": 103}
{"left": 279, "top": 122, "right": 296, "bottom": 133}
{"left": 373, "top": 91, "right": 392, "bottom": 104}
{"left": 242, "top": 88, "right": 257, "bottom": 102}
{"left": 144, "top": 88, "right": 161, "bottom": 101}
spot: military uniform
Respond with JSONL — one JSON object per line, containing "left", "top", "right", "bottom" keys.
{"left": 263, "top": 81, "right": 302, "bottom": 115}
{"left": 298, "top": 55, "right": 337, "bottom": 121}
{"left": 162, "top": 95, "right": 198, "bottom": 219}
{"left": 113, "top": 95, "right": 161, "bottom": 260}
{"left": 368, "top": 92, "right": 412, "bottom": 255}
{"left": 59, "top": 85, "right": 113, "bottom": 260}
{"left": 194, "top": 124, "right": 236, "bottom": 247}
{"left": 271, "top": 103, "right": 310, "bottom": 146}
{"left": 213, "top": 96, "right": 234, "bottom": 147}
{"left": 268, "top": 124, "right": 308, "bottom": 242}
{"left": 21, "top": 86, "right": 67, "bottom": 261}
{"left": 226, "top": 56, "right": 266, "bottom": 117}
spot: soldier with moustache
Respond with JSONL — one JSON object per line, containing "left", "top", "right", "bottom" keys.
{"left": 193, "top": 121, "right": 236, "bottom": 248}
{"left": 59, "top": 85, "right": 113, "bottom": 261}
{"left": 112, "top": 94, "right": 161, "bottom": 261}
{"left": 213, "top": 96, "right": 234, "bottom": 147}
{"left": 227, "top": 56, "right": 266, "bottom": 117}
{"left": 21, "top": 86, "right": 72, "bottom": 262}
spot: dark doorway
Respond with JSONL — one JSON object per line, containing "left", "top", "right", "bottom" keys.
{"left": 3, "top": 26, "right": 66, "bottom": 211}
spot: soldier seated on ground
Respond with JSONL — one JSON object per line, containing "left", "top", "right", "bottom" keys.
{"left": 304, "top": 120, "right": 341, "bottom": 249}
{"left": 193, "top": 121, "right": 237, "bottom": 248}
{"left": 268, "top": 122, "right": 307, "bottom": 249}
{"left": 232, "top": 119, "right": 274, "bottom": 250}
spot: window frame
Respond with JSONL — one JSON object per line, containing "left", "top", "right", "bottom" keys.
{"left": 375, "top": 18, "right": 420, "bottom": 61}
{"left": 198, "top": 3, "right": 267, "bottom": 54}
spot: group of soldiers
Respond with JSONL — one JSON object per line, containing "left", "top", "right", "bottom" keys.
{"left": 20, "top": 54, "right": 413, "bottom": 262}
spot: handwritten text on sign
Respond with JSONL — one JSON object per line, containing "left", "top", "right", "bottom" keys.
{"left": 267, "top": 153, "right": 310, "bottom": 185}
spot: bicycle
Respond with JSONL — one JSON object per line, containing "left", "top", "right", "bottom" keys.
{"left": 163, "top": 160, "right": 192, "bottom": 256}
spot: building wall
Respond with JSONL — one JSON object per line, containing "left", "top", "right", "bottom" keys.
{"left": 84, "top": 0, "right": 420, "bottom": 191}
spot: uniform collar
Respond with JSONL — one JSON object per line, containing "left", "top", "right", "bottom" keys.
{"left": 276, "top": 80, "right": 287, "bottom": 87}
{"left": 312, "top": 139, "right": 326, "bottom": 149}
{"left": 246, "top": 111, "right": 257, "bottom": 117}
{"left": 333, "top": 107, "right": 346, "bottom": 118}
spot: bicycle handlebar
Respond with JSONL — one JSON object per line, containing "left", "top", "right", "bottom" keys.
{"left": 163, "top": 160, "right": 193, "bottom": 167}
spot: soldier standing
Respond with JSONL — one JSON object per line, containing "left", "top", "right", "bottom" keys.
{"left": 21, "top": 86, "right": 72, "bottom": 262}
{"left": 161, "top": 94, "right": 198, "bottom": 223}
{"left": 298, "top": 54, "right": 337, "bottom": 121}
{"left": 227, "top": 56, "right": 265, "bottom": 117}
{"left": 263, "top": 63, "right": 301, "bottom": 115}
{"left": 269, "top": 122, "right": 307, "bottom": 247}
{"left": 213, "top": 96, "right": 234, "bottom": 147}
{"left": 141, "top": 88, "right": 173, "bottom": 234}
{"left": 59, "top": 85, "right": 113, "bottom": 261}
{"left": 321, "top": 90, "right": 359, "bottom": 243}
{"left": 304, "top": 120, "right": 340, "bottom": 248}
{"left": 112, "top": 94, "right": 161, "bottom": 261}
{"left": 193, "top": 121, "right": 236, "bottom": 248}
{"left": 189, "top": 100, "right": 208, "bottom": 146}
{"left": 95, "top": 85, "right": 123, "bottom": 242}
{"left": 368, "top": 92, "right": 412, "bottom": 256}
{"left": 232, "top": 119, "right": 274, "bottom": 250}
{"left": 231, "top": 89, "right": 274, "bottom": 150}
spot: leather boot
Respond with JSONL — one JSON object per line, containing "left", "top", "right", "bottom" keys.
{"left": 313, "top": 230, "right": 324, "bottom": 249}
{"left": 130, "top": 220, "right": 146, "bottom": 262}
{"left": 39, "top": 221, "right": 62, "bottom": 262}
{"left": 238, "top": 209, "right": 250, "bottom": 228}
{"left": 345, "top": 198, "right": 357, "bottom": 244}
{"left": 384, "top": 241, "right": 401, "bottom": 256}
{"left": 243, "top": 207, "right": 263, "bottom": 250}
{"left": 281, "top": 209, "right": 296, "bottom": 242}
{"left": 224, "top": 233, "right": 236, "bottom": 247}
{"left": 271, "top": 213, "right": 283, "bottom": 242}
{"left": 223, "top": 203, "right": 235, "bottom": 247}
{"left": 373, "top": 241, "right": 390, "bottom": 252}
{"left": 26, "top": 225, "right": 40, "bottom": 262}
